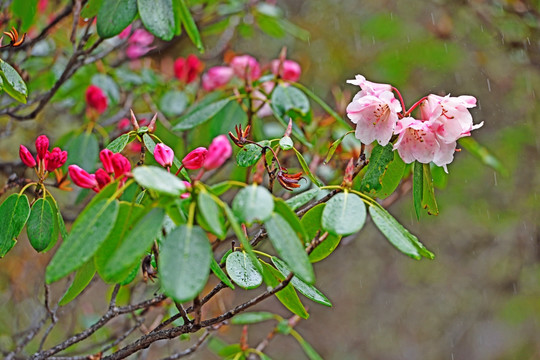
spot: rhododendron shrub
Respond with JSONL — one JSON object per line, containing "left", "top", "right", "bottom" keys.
{"left": 0, "top": 1, "right": 499, "bottom": 359}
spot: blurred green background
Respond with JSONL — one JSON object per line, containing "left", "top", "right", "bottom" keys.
{"left": 2, "top": 0, "right": 540, "bottom": 359}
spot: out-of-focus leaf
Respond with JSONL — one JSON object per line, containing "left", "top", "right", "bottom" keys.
{"left": 360, "top": 144, "right": 394, "bottom": 194}
{"left": 0, "top": 194, "right": 30, "bottom": 257}
{"left": 0, "top": 60, "right": 28, "bottom": 103}
{"left": 232, "top": 184, "right": 274, "bottom": 225}
{"left": 159, "top": 225, "right": 212, "bottom": 302}
{"left": 175, "top": 0, "right": 204, "bottom": 51}
{"left": 173, "top": 99, "right": 231, "bottom": 131}
{"left": 97, "top": 0, "right": 137, "bottom": 38}
{"left": 210, "top": 258, "right": 234, "bottom": 289}
{"left": 46, "top": 199, "right": 119, "bottom": 283}
{"left": 81, "top": 0, "right": 103, "bottom": 18}
{"left": 368, "top": 205, "right": 434, "bottom": 260}
{"left": 27, "top": 198, "right": 54, "bottom": 252}
{"left": 273, "top": 199, "right": 308, "bottom": 244}
{"left": 321, "top": 192, "right": 366, "bottom": 236}
{"left": 422, "top": 163, "right": 439, "bottom": 215}
{"left": 292, "top": 148, "right": 323, "bottom": 187}
{"left": 226, "top": 251, "right": 263, "bottom": 289}
{"left": 92, "top": 74, "right": 120, "bottom": 104}
{"left": 291, "top": 330, "right": 324, "bottom": 360}
{"left": 66, "top": 132, "right": 99, "bottom": 173}
{"left": 230, "top": 312, "right": 276, "bottom": 325}
{"left": 160, "top": 91, "right": 188, "bottom": 117}
{"left": 413, "top": 161, "right": 423, "bottom": 220}
{"left": 285, "top": 188, "right": 320, "bottom": 211}
{"left": 324, "top": 131, "right": 354, "bottom": 164}
{"left": 138, "top": 0, "right": 175, "bottom": 40}
{"left": 58, "top": 260, "right": 95, "bottom": 305}
{"left": 11, "top": 0, "right": 37, "bottom": 32}
{"left": 459, "top": 137, "right": 508, "bottom": 176}
{"left": 198, "top": 192, "right": 226, "bottom": 238}
{"left": 133, "top": 166, "right": 187, "bottom": 196}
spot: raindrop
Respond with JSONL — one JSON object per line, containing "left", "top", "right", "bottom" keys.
{"left": 390, "top": 12, "right": 393, "bottom": 20}
{"left": 431, "top": 12, "right": 435, "bottom": 25}
{"left": 407, "top": 35, "right": 410, "bottom": 43}
{"left": 444, "top": 43, "right": 448, "bottom": 53}
{"left": 480, "top": 25, "right": 484, "bottom": 32}
{"left": 501, "top": 34, "right": 505, "bottom": 45}
{"left": 527, "top": 37, "right": 531, "bottom": 45}
{"left": 486, "top": 78, "right": 492, "bottom": 92}
{"left": 372, "top": 36, "right": 375, "bottom": 45}
{"left": 493, "top": 172, "right": 497, "bottom": 186}
{"left": 513, "top": 283, "right": 517, "bottom": 294}
{"left": 451, "top": 353, "right": 455, "bottom": 360}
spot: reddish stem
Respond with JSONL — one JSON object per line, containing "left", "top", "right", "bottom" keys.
{"left": 404, "top": 96, "right": 428, "bottom": 117}
{"left": 391, "top": 86, "right": 406, "bottom": 116}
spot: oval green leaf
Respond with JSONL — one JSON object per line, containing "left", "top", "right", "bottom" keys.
{"left": 198, "top": 192, "right": 226, "bottom": 238}
{"left": 172, "top": 99, "right": 231, "bottom": 131}
{"left": 0, "top": 60, "right": 28, "bottom": 103}
{"left": 138, "top": 0, "right": 175, "bottom": 40}
{"left": 0, "top": 193, "right": 30, "bottom": 257}
{"left": 159, "top": 225, "right": 212, "bottom": 302}
{"left": 107, "top": 133, "right": 131, "bottom": 153}
{"left": 27, "top": 198, "right": 54, "bottom": 252}
{"left": 133, "top": 166, "right": 187, "bottom": 196}
{"left": 321, "top": 192, "right": 366, "bottom": 236}
{"left": 46, "top": 199, "right": 119, "bottom": 283}
{"left": 230, "top": 312, "right": 276, "bottom": 325}
{"left": 285, "top": 188, "right": 320, "bottom": 211}
{"left": 210, "top": 258, "right": 234, "bottom": 289}
{"left": 59, "top": 260, "right": 96, "bottom": 306}
{"left": 97, "top": 0, "right": 138, "bottom": 39}
{"left": 236, "top": 143, "right": 263, "bottom": 167}
{"left": 175, "top": 0, "right": 204, "bottom": 51}
{"left": 232, "top": 184, "right": 274, "bottom": 225}
{"left": 226, "top": 251, "right": 263, "bottom": 289}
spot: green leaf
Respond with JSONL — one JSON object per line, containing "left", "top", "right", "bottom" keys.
{"left": 458, "top": 137, "right": 508, "bottom": 176}
{"left": 285, "top": 188, "right": 320, "bottom": 211}
{"left": 46, "top": 199, "right": 119, "bottom": 283}
{"left": 58, "top": 260, "right": 96, "bottom": 305}
{"left": 0, "top": 60, "right": 28, "bottom": 103}
{"left": 226, "top": 251, "right": 263, "bottom": 289}
{"left": 273, "top": 199, "right": 308, "bottom": 244}
{"left": 172, "top": 99, "right": 231, "bottom": 131}
{"left": 321, "top": 192, "right": 366, "bottom": 236}
{"left": 160, "top": 91, "right": 188, "bottom": 117}
{"left": 66, "top": 132, "right": 100, "bottom": 172}
{"left": 159, "top": 225, "right": 212, "bottom": 302}
{"left": 27, "top": 198, "right": 54, "bottom": 252}
{"left": 95, "top": 202, "right": 145, "bottom": 282}
{"left": 210, "top": 258, "right": 234, "bottom": 289}
{"left": 291, "top": 331, "right": 324, "bottom": 360}
{"left": 43, "top": 197, "right": 60, "bottom": 252}
{"left": 236, "top": 143, "right": 263, "bottom": 167}
{"left": 0, "top": 194, "right": 30, "bottom": 257}
{"left": 292, "top": 148, "right": 323, "bottom": 187}
{"left": 106, "top": 133, "right": 131, "bottom": 153}
{"left": 360, "top": 144, "right": 394, "bottom": 194}
{"left": 279, "top": 136, "right": 294, "bottom": 150}
{"left": 413, "top": 161, "right": 423, "bottom": 220}
{"left": 11, "top": 0, "right": 37, "bottom": 32}
{"left": 271, "top": 85, "right": 310, "bottom": 118}
{"left": 209, "top": 181, "right": 233, "bottom": 196}
{"left": 133, "top": 166, "right": 187, "bottom": 196}
{"left": 272, "top": 257, "right": 331, "bottom": 307}
{"left": 264, "top": 213, "right": 314, "bottom": 284}
{"left": 230, "top": 312, "right": 276, "bottom": 325}
{"left": 324, "top": 131, "right": 354, "bottom": 164}
{"left": 81, "top": 0, "right": 103, "bottom": 18}
{"left": 198, "top": 192, "right": 226, "bottom": 238}
{"left": 102, "top": 208, "right": 165, "bottom": 282}
{"left": 97, "top": 0, "right": 138, "bottom": 39}
{"left": 422, "top": 163, "right": 439, "bottom": 215}
{"left": 175, "top": 0, "right": 204, "bottom": 51}
{"left": 368, "top": 205, "right": 434, "bottom": 260}
{"left": 308, "top": 234, "right": 341, "bottom": 263}
{"left": 300, "top": 204, "right": 342, "bottom": 263}
{"left": 232, "top": 184, "right": 274, "bottom": 225}
{"left": 260, "top": 261, "right": 308, "bottom": 319}
{"left": 375, "top": 151, "right": 405, "bottom": 199}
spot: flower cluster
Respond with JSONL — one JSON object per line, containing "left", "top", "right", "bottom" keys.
{"left": 346, "top": 75, "right": 482, "bottom": 171}
{"left": 20, "top": 135, "right": 68, "bottom": 179}
{"left": 119, "top": 25, "right": 155, "bottom": 59}
{"left": 174, "top": 54, "right": 204, "bottom": 84}
{"left": 68, "top": 150, "right": 131, "bottom": 192}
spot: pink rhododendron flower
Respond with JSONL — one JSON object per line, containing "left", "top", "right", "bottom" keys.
{"left": 126, "top": 29, "right": 154, "bottom": 59}
{"left": 85, "top": 85, "right": 108, "bottom": 114}
{"left": 111, "top": 153, "right": 131, "bottom": 178}
{"left": 230, "top": 55, "right": 261, "bottom": 80}
{"left": 202, "top": 66, "right": 234, "bottom": 91}
{"left": 270, "top": 59, "right": 301, "bottom": 82}
{"left": 204, "top": 135, "right": 232, "bottom": 170}
{"left": 35, "top": 135, "right": 49, "bottom": 160}
{"left": 99, "top": 149, "right": 115, "bottom": 174}
{"left": 19, "top": 145, "right": 36, "bottom": 168}
{"left": 68, "top": 165, "right": 98, "bottom": 189}
{"left": 182, "top": 147, "right": 208, "bottom": 170}
{"left": 393, "top": 117, "right": 440, "bottom": 165}
{"left": 154, "top": 143, "right": 174, "bottom": 168}
{"left": 94, "top": 168, "right": 111, "bottom": 190}
{"left": 346, "top": 75, "right": 402, "bottom": 146}
{"left": 174, "top": 55, "right": 203, "bottom": 84}
{"left": 118, "top": 25, "right": 132, "bottom": 40}
{"left": 253, "top": 81, "right": 275, "bottom": 118}
{"left": 421, "top": 94, "right": 482, "bottom": 144}
{"left": 45, "top": 147, "right": 68, "bottom": 172}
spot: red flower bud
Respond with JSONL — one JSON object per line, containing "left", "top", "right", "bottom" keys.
{"left": 19, "top": 145, "right": 36, "bottom": 168}
{"left": 230, "top": 55, "right": 261, "bottom": 80}
{"left": 174, "top": 54, "right": 203, "bottom": 84}
{"left": 204, "top": 135, "right": 232, "bottom": 170}
{"left": 111, "top": 153, "right": 131, "bottom": 178}
{"left": 85, "top": 85, "right": 108, "bottom": 114}
{"left": 68, "top": 165, "right": 98, "bottom": 189}
{"left": 100, "top": 149, "right": 115, "bottom": 173}
{"left": 154, "top": 143, "right": 175, "bottom": 168}
{"left": 182, "top": 147, "right": 207, "bottom": 170}
{"left": 270, "top": 59, "right": 301, "bottom": 82}
{"left": 202, "top": 66, "right": 234, "bottom": 91}
{"left": 94, "top": 168, "right": 111, "bottom": 190}
{"left": 45, "top": 147, "right": 68, "bottom": 172}
{"left": 35, "top": 135, "right": 49, "bottom": 160}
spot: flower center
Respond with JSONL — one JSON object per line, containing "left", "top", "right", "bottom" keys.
{"left": 372, "top": 103, "right": 390, "bottom": 125}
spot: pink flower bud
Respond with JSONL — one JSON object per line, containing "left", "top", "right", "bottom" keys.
{"left": 154, "top": 143, "right": 175, "bottom": 168}
{"left": 100, "top": 149, "right": 115, "bottom": 173}
{"left": 19, "top": 145, "right": 36, "bottom": 168}
{"left": 174, "top": 55, "right": 203, "bottom": 84}
{"left": 182, "top": 147, "right": 207, "bottom": 170}
{"left": 111, "top": 153, "right": 131, "bottom": 178}
{"left": 202, "top": 66, "right": 234, "bottom": 91}
{"left": 270, "top": 59, "right": 301, "bottom": 82}
{"left": 230, "top": 55, "right": 261, "bottom": 80}
{"left": 118, "top": 25, "right": 132, "bottom": 39}
{"left": 204, "top": 135, "right": 232, "bottom": 170}
{"left": 130, "top": 29, "right": 154, "bottom": 47}
{"left": 180, "top": 181, "right": 192, "bottom": 199}
{"left": 117, "top": 118, "right": 131, "bottom": 132}
{"left": 45, "top": 147, "right": 68, "bottom": 172}
{"left": 35, "top": 135, "right": 49, "bottom": 160}
{"left": 94, "top": 168, "right": 111, "bottom": 190}
{"left": 68, "top": 165, "right": 98, "bottom": 189}
{"left": 85, "top": 85, "right": 108, "bottom": 114}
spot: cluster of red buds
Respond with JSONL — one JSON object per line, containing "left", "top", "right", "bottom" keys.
{"left": 68, "top": 149, "right": 131, "bottom": 192}
{"left": 20, "top": 135, "right": 68, "bottom": 186}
